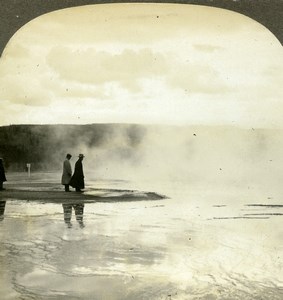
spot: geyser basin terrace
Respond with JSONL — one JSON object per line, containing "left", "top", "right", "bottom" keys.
{"left": 0, "top": 172, "right": 283, "bottom": 299}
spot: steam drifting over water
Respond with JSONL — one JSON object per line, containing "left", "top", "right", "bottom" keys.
{"left": 1, "top": 124, "right": 282, "bottom": 193}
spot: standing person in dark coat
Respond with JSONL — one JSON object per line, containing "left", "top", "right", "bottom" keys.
{"left": 70, "top": 154, "right": 85, "bottom": 192}
{"left": 61, "top": 153, "right": 72, "bottom": 192}
{"left": 0, "top": 158, "right": 7, "bottom": 191}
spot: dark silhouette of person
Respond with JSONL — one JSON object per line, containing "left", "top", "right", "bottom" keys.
{"left": 62, "top": 202, "right": 85, "bottom": 228}
{"left": 70, "top": 154, "right": 85, "bottom": 192}
{"left": 0, "top": 201, "right": 6, "bottom": 221}
{"left": 0, "top": 158, "right": 7, "bottom": 191}
{"left": 61, "top": 153, "right": 72, "bottom": 192}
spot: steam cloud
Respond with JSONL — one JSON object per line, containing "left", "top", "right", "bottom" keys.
{"left": 1, "top": 124, "right": 282, "bottom": 192}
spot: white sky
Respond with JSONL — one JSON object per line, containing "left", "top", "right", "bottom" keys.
{"left": 0, "top": 3, "right": 282, "bottom": 127}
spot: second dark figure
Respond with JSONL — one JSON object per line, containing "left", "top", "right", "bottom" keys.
{"left": 70, "top": 154, "right": 85, "bottom": 192}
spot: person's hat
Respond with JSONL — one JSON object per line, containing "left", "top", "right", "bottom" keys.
{"left": 78, "top": 154, "right": 85, "bottom": 158}
{"left": 66, "top": 153, "right": 72, "bottom": 157}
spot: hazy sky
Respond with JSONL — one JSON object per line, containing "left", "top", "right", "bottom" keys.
{"left": 0, "top": 3, "right": 282, "bottom": 127}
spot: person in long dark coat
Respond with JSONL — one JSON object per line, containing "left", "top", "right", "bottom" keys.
{"left": 70, "top": 154, "right": 85, "bottom": 192}
{"left": 0, "top": 158, "right": 7, "bottom": 191}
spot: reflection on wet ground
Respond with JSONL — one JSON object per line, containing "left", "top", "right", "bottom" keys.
{"left": 1, "top": 178, "right": 283, "bottom": 299}
{"left": 0, "top": 201, "right": 6, "bottom": 221}
{"left": 62, "top": 203, "right": 85, "bottom": 228}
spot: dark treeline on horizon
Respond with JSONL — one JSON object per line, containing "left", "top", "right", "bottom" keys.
{"left": 0, "top": 124, "right": 146, "bottom": 171}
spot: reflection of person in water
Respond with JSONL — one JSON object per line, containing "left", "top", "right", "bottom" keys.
{"left": 62, "top": 203, "right": 85, "bottom": 228}
{"left": 0, "top": 201, "right": 6, "bottom": 221}
{"left": 0, "top": 158, "right": 7, "bottom": 191}
{"left": 70, "top": 154, "right": 85, "bottom": 192}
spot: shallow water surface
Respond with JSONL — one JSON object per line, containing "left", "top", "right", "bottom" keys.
{"left": 0, "top": 174, "right": 283, "bottom": 299}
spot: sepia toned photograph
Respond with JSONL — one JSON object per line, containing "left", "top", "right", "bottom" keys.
{"left": 0, "top": 1, "right": 282, "bottom": 299}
